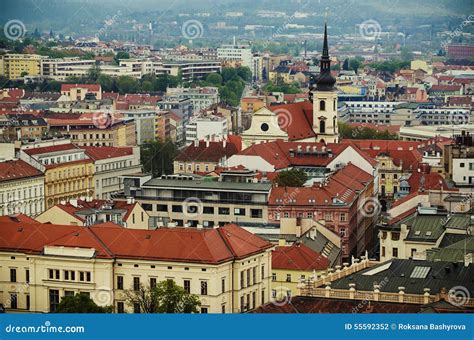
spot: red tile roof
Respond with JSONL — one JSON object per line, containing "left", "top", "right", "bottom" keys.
{"left": 0, "top": 214, "right": 39, "bottom": 224}
{"left": 272, "top": 244, "right": 329, "bottom": 271}
{"left": 23, "top": 143, "right": 81, "bottom": 156}
{"left": 269, "top": 163, "right": 373, "bottom": 207}
{"left": 269, "top": 101, "right": 315, "bottom": 141}
{"left": 83, "top": 146, "right": 133, "bottom": 160}
{"left": 408, "top": 169, "right": 453, "bottom": 192}
{"left": 430, "top": 85, "right": 461, "bottom": 92}
{"left": 0, "top": 222, "right": 273, "bottom": 264}
{"left": 54, "top": 199, "right": 138, "bottom": 223}
{"left": 342, "top": 140, "right": 422, "bottom": 170}
{"left": 0, "top": 160, "right": 43, "bottom": 183}
{"left": 61, "top": 84, "right": 101, "bottom": 92}
{"left": 175, "top": 140, "right": 239, "bottom": 163}
{"left": 349, "top": 123, "right": 401, "bottom": 135}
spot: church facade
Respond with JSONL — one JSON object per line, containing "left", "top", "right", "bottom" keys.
{"left": 241, "top": 24, "right": 339, "bottom": 148}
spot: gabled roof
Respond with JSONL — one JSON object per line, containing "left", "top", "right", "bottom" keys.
{"left": 83, "top": 146, "right": 133, "bottom": 160}
{"left": 23, "top": 143, "right": 81, "bottom": 156}
{"left": 175, "top": 140, "right": 239, "bottom": 163}
{"left": 269, "top": 101, "right": 315, "bottom": 141}
{"left": 61, "top": 84, "right": 101, "bottom": 92}
{"left": 0, "top": 160, "right": 43, "bottom": 183}
{"left": 272, "top": 244, "right": 329, "bottom": 271}
{"left": 0, "top": 222, "right": 272, "bottom": 264}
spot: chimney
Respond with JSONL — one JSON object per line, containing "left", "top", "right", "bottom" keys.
{"left": 194, "top": 139, "right": 199, "bottom": 147}
{"left": 205, "top": 139, "right": 210, "bottom": 148}
{"left": 223, "top": 139, "right": 227, "bottom": 148}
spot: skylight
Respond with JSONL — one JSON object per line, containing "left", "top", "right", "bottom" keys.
{"left": 362, "top": 262, "right": 392, "bottom": 276}
{"left": 410, "top": 266, "right": 431, "bottom": 279}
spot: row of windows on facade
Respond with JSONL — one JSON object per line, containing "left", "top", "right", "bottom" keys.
{"left": 115, "top": 300, "right": 213, "bottom": 314}
{"left": 239, "top": 265, "right": 265, "bottom": 289}
{"left": 46, "top": 167, "right": 90, "bottom": 180}
{"left": 178, "top": 163, "right": 212, "bottom": 172}
{"left": 118, "top": 276, "right": 211, "bottom": 296}
{"left": 41, "top": 153, "right": 84, "bottom": 165}
{"left": 144, "top": 203, "right": 263, "bottom": 218}
{"left": 1, "top": 201, "right": 43, "bottom": 216}
{"left": 273, "top": 211, "right": 347, "bottom": 222}
{"left": 47, "top": 181, "right": 93, "bottom": 195}
{"left": 0, "top": 186, "right": 43, "bottom": 203}
{"left": 9, "top": 268, "right": 93, "bottom": 283}
{"left": 272, "top": 272, "right": 308, "bottom": 282}
{"left": 381, "top": 246, "right": 405, "bottom": 258}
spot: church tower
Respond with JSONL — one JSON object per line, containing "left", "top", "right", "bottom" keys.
{"left": 312, "top": 23, "right": 339, "bottom": 143}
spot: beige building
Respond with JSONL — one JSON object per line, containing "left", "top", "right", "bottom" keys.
{"left": 0, "top": 221, "right": 273, "bottom": 314}
{"left": 36, "top": 199, "right": 150, "bottom": 229}
{"left": 0, "top": 54, "right": 44, "bottom": 79}
{"left": 0, "top": 160, "right": 45, "bottom": 216}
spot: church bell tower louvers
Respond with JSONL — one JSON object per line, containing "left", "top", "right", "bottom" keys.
{"left": 312, "top": 23, "right": 339, "bottom": 144}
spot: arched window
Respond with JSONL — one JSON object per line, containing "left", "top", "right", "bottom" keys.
{"left": 319, "top": 100, "right": 326, "bottom": 111}
{"left": 319, "top": 119, "right": 326, "bottom": 134}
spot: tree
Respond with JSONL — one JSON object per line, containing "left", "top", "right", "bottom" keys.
{"left": 114, "top": 51, "right": 130, "bottom": 64}
{"left": 274, "top": 169, "right": 308, "bottom": 187}
{"left": 125, "top": 280, "right": 201, "bottom": 313}
{"left": 97, "top": 74, "right": 114, "bottom": 92}
{"left": 221, "top": 67, "right": 237, "bottom": 82}
{"left": 342, "top": 59, "right": 349, "bottom": 71}
{"left": 141, "top": 139, "right": 177, "bottom": 176}
{"left": 236, "top": 66, "right": 252, "bottom": 82}
{"left": 114, "top": 75, "right": 138, "bottom": 94}
{"left": 205, "top": 73, "right": 222, "bottom": 86}
{"left": 87, "top": 64, "right": 101, "bottom": 83}
{"left": 55, "top": 294, "right": 112, "bottom": 313}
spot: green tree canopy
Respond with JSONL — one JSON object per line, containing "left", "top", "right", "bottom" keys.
{"left": 55, "top": 294, "right": 112, "bottom": 313}
{"left": 274, "top": 168, "right": 308, "bottom": 187}
{"left": 125, "top": 280, "right": 200, "bottom": 313}
{"left": 140, "top": 139, "right": 177, "bottom": 176}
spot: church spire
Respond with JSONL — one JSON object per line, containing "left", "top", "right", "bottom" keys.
{"left": 315, "top": 23, "right": 336, "bottom": 91}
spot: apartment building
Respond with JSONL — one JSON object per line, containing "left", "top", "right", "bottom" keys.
{"left": 83, "top": 146, "right": 142, "bottom": 199}
{"left": 443, "top": 132, "right": 474, "bottom": 187}
{"left": 0, "top": 160, "right": 45, "bottom": 216}
{"left": 166, "top": 87, "right": 219, "bottom": 113}
{"left": 0, "top": 221, "right": 273, "bottom": 314}
{"left": 0, "top": 54, "right": 44, "bottom": 80}
{"left": 185, "top": 116, "right": 228, "bottom": 145}
{"left": 122, "top": 174, "right": 272, "bottom": 229}
{"left": 20, "top": 144, "right": 95, "bottom": 209}
{"left": 47, "top": 113, "right": 137, "bottom": 147}
{"left": 41, "top": 58, "right": 96, "bottom": 80}
{"left": 217, "top": 43, "right": 253, "bottom": 71}
{"left": 342, "top": 101, "right": 405, "bottom": 124}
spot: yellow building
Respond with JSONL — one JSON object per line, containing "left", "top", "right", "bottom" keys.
{"left": 271, "top": 243, "right": 329, "bottom": 299}
{"left": 240, "top": 96, "right": 266, "bottom": 113}
{"left": 0, "top": 221, "right": 273, "bottom": 314}
{"left": 21, "top": 144, "right": 95, "bottom": 209}
{"left": 1, "top": 54, "right": 43, "bottom": 80}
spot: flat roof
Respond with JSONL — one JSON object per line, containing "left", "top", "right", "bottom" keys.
{"left": 143, "top": 178, "right": 272, "bottom": 192}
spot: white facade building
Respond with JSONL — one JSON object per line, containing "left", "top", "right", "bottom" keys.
{"left": 185, "top": 115, "right": 228, "bottom": 144}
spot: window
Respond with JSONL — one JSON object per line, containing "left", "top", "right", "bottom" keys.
{"left": 261, "top": 265, "right": 265, "bottom": 280}
{"left": 65, "top": 291, "right": 74, "bottom": 297}
{"left": 218, "top": 207, "right": 230, "bottom": 215}
{"left": 234, "top": 208, "right": 245, "bottom": 216}
{"left": 201, "top": 281, "right": 208, "bottom": 295}
{"left": 339, "top": 228, "right": 346, "bottom": 237}
{"left": 26, "top": 295, "right": 30, "bottom": 310}
{"left": 381, "top": 246, "right": 386, "bottom": 257}
{"left": 117, "top": 276, "right": 124, "bottom": 290}
{"left": 49, "top": 269, "right": 60, "bottom": 280}
{"left": 286, "top": 274, "right": 291, "bottom": 282}
{"left": 10, "top": 268, "right": 16, "bottom": 282}
{"left": 272, "top": 289, "right": 277, "bottom": 298}
{"left": 150, "top": 278, "right": 157, "bottom": 289}
{"left": 49, "top": 289, "right": 60, "bottom": 312}
{"left": 240, "top": 271, "right": 245, "bottom": 289}
{"left": 184, "top": 280, "right": 191, "bottom": 293}
{"left": 411, "top": 248, "right": 417, "bottom": 258}
{"left": 392, "top": 247, "right": 398, "bottom": 258}
{"left": 410, "top": 266, "right": 430, "bottom": 279}
{"left": 252, "top": 292, "right": 256, "bottom": 310}
{"left": 247, "top": 269, "right": 251, "bottom": 286}
{"left": 252, "top": 267, "right": 256, "bottom": 284}
{"left": 260, "top": 123, "right": 269, "bottom": 132}
{"left": 221, "top": 278, "right": 225, "bottom": 294}
{"left": 319, "top": 119, "right": 326, "bottom": 134}
{"left": 272, "top": 273, "right": 276, "bottom": 281}
{"left": 133, "top": 277, "right": 140, "bottom": 291}
{"left": 222, "top": 305, "right": 226, "bottom": 314}
{"left": 320, "top": 100, "right": 326, "bottom": 111}
{"left": 391, "top": 232, "right": 400, "bottom": 241}
{"left": 261, "top": 289, "right": 265, "bottom": 305}
{"left": 203, "top": 206, "right": 214, "bottom": 214}
{"left": 339, "top": 213, "right": 347, "bottom": 222}
{"left": 251, "top": 209, "right": 262, "bottom": 218}
{"left": 201, "top": 307, "right": 208, "bottom": 314}
{"left": 117, "top": 302, "right": 125, "bottom": 313}
{"left": 133, "top": 303, "right": 140, "bottom": 313}
{"left": 10, "top": 294, "right": 17, "bottom": 309}
{"left": 460, "top": 162, "right": 465, "bottom": 168}
{"left": 25, "top": 269, "right": 29, "bottom": 283}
